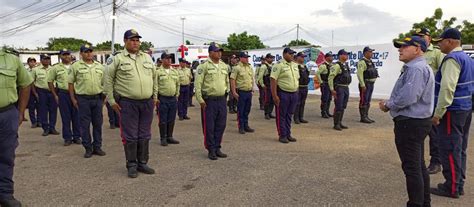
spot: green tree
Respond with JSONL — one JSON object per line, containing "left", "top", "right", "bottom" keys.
{"left": 46, "top": 37, "right": 91, "bottom": 51}
{"left": 283, "top": 39, "right": 312, "bottom": 47}
{"left": 140, "top": 41, "right": 154, "bottom": 51}
{"left": 221, "top": 31, "right": 265, "bottom": 51}
{"left": 461, "top": 20, "right": 474, "bottom": 44}
{"left": 185, "top": 40, "right": 193, "bottom": 45}
{"left": 95, "top": 41, "right": 123, "bottom": 51}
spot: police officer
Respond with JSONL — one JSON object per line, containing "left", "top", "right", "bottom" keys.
{"left": 48, "top": 49, "right": 81, "bottom": 146}
{"left": 329, "top": 49, "right": 352, "bottom": 131}
{"left": 177, "top": 58, "right": 192, "bottom": 121}
{"left": 157, "top": 53, "right": 180, "bottom": 146}
{"left": 105, "top": 29, "right": 157, "bottom": 178}
{"left": 258, "top": 53, "right": 276, "bottom": 120}
{"left": 0, "top": 49, "right": 32, "bottom": 207}
{"left": 26, "top": 57, "right": 41, "bottom": 128}
{"left": 195, "top": 42, "right": 229, "bottom": 160}
{"left": 271, "top": 48, "right": 299, "bottom": 144}
{"left": 156, "top": 58, "right": 162, "bottom": 68}
{"left": 430, "top": 28, "right": 473, "bottom": 198}
{"left": 357, "top": 46, "right": 378, "bottom": 124}
{"left": 68, "top": 44, "right": 106, "bottom": 158}
{"left": 227, "top": 55, "right": 239, "bottom": 114}
{"left": 32, "top": 54, "right": 60, "bottom": 136}
{"left": 294, "top": 52, "right": 310, "bottom": 124}
{"left": 188, "top": 60, "right": 196, "bottom": 107}
{"left": 256, "top": 55, "right": 265, "bottom": 110}
{"left": 316, "top": 53, "right": 334, "bottom": 118}
{"left": 231, "top": 51, "right": 255, "bottom": 134}
{"left": 105, "top": 100, "right": 120, "bottom": 129}
{"left": 413, "top": 28, "right": 446, "bottom": 175}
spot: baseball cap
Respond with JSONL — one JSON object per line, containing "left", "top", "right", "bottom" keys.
{"left": 59, "top": 48, "right": 71, "bottom": 55}
{"left": 337, "top": 49, "right": 348, "bottom": 56}
{"left": 283, "top": 47, "right": 296, "bottom": 54}
{"left": 208, "top": 42, "right": 223, "bottom": 52}
{"left": 161, "top": 52, "right": 172, "bottom": 59}
{"left": 393, "top": 36, "right": 428, "bottom": 52}
{"left": 239, "top": 51, "right": 250, "bottom": 58}
{"left": 295, "top": 52, "right": 306, "bottom": 58}
{"left": 124, "top": 29, "right": 142, "bottom": 39}
{"left": 324, "top": 52, "right": 333, "bottom": 57}
{"left": 432, "top": 28, "right": 461, "bottom": 42}
{"left": 413, "top": 28, "right": 431, "bottom": 37}
{"left": 80, "top": 44, "right": 93, "bottom": 52}
{"left": 363, "top": 46, "right": 374, "bottom": 53}
{"left": 265, "top": 53, "right": 275, "bottom": 58}
{"left": 178, "top": 58, "right": 186, "bottom": 63}
{"left": 40, "top": 54, "right": 50, "bottom": 60}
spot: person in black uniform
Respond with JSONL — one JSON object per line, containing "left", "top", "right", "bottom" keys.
{"left": 294, "top": 52, "right": 310, "bottom": 124}
{"left": 329, "top": 49, "right": 352, "bottom": 131}
{"left": 227, "top": 55, "right": 239, "bottom": 114}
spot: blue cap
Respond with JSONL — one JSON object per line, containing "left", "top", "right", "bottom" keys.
{"left": 265, "top": 53, "right": 274, "bottom": 58}
{"left": 239, "top": 51, "right": 250, "bottom": 58}
{"left": 413, "top": 28, "right": 431, "bottom": 37}
{"left": 337, "top": 49, "right": 348, "bottom": 56}
{"left": 324, "top": 52, "right": 333, "bottom": 57}
{"left": 363, "top": 46, "right": 374, "bottom": 53}
{"left": 393, "top": 36, "right": 427, "bottom": 52}
{"left": 433, "top": 28, "right": 461, "bottom": 42}
{"left": 208, "top": 42, "right": 223, "bottom": 52}
{"left": 59, "top": 48, "right": 71, "bottom": 55}
{"left": 283, "top": 47, "right": 296, "bottom": 54}
{"left": 178, "top": 58, "right": 186, "bottom": 63}
{"left": 124, "top": 29, "right": 142, "bottom": 39}
{"left": 161, "top": 52, "right": 171, "bottom": 59}
{"left": 295, "top": 52, "right": 306, "bottom": 58}
{"left": 40, "top": 54, "right": 50, "bottom": 60}
{"left": 80, "top": 44, "right": 93, "bottom": 52}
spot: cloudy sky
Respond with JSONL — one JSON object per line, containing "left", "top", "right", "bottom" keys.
{"left": 1, "top": 0, "right": 473, "bottom": 49}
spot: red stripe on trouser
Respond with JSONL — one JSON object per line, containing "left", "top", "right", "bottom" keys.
{"left": 237, "top": 113, "right": 241, "bottom": 129}
{"left": 359, "top": 87, "right": 365, "bottom": 107}
{"left": 276, "top": 105, "right": 281, "bottom": 136}
{"left": 449, "top": 153, "right": 457, "bottom": 195}
{"left": 202, "top": 107, "right": 208, "bottom": 149}
{"left": 446, "top": 111, "right": 451, "bottom": 135}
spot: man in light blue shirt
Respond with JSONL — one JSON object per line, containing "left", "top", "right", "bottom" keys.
{"left": 379, "top": 36, "right": 434, "bottom": 207}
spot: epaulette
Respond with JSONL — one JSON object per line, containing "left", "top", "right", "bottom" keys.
{"left": 112, "top": 51, "right": 121, "bottom": 56}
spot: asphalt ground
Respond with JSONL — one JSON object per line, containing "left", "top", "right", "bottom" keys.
{"left": 13, "top": 94, "right": 474, "bottom": 206}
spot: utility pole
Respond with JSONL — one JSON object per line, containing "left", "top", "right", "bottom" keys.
{"left": 296, "top": 24, "right": 299, "bottom": 46}
{"left": 111, "top": 0, "right": 117, "bottom": 53}
{"left": 180, "top": 17, "right": 186, "bottom": 46}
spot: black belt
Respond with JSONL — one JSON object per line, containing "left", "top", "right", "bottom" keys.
{"left": 393, "top": 116, "right": 431, "bottom": 122}
{"left": 238, "top": 89, "right": 252, "bottom": 93}
{"left": 119, "top": 96, "right": 152, "bottom": 103}
{"left": 158, "top": 95, "right": 175, "bottom": 99}
{"left": 204, "top": 95, "right": 226, "bottom": 101}
{"left": 58, "top": 89, "right": 69, "bottom": 93}
{"left": 77, "top": 94, "right": 102, "bottom": 100}
{"left": 180, "top": 85, "right": 190, "bottom": 87}
{"left": 299, "top": 85, "right": 308, "bottom": 88}
{"left": 277, "top": 87, "right": 296, "bottom": 94}
{"left": 36, "top": 88, "right": 51, "bottom": 93}
{"left": 0, "top": 104, "right": 15, "bottom": 113}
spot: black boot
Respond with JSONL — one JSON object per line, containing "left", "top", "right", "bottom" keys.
{"left": 84, "top": 147, "right": 93, "bottom": 158}
{"left": 208, "top": 150, "right": 218, "bottom": 160}
{"left": 321, "top": 104, "right": 329, "bottom": 118}
{"left": 294, "top": 107, "right": 300, "bottom": 124}
{"left": 137, "top": 139, "right": 155, "bottom": 174}
{"left": 299, "top": 110, "right": 308, "bottom": 123}
{"left": 124, "top": 141, "right": 138, "bottom": 178}
{"left": 265, "top": 113, "right": 271, "bottom": 120}
{"left": 159, "top": 123, "right": 168, "bottom": 146}
{"left": 340, "top": 111, "right": 348, "bottom": 129}
{"left": 333, "top": 111, "right": 342, "bottom": 131}
{"left": 0, "top": 196, "right": 21, "bottom": 207}
{"left": 229, "top": 105, "right": 235, "bottom": 114}
{"left": 366, "top": 106, "right": 375, "bottom": 123}
{"left": 167, "top": 122, "right": 180, "bottom": 144}
{"left": 244, "top": 125, "right": 255, "bottom": 133}
{"left": 359, "top": 107, "right": 372, "bottom": 123}
{"left": 326, "top": 102, "right": 333, "bottom": 117}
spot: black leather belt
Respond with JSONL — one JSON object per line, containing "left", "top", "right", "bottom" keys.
{"left": 0, "top": 104, "right": 15, "bottom": 113}
{"left": 77, "top": 94, "right": 102, "bottom": 100}
{"left": 58, "top": 89, "right": 69, "bottom": 93}
{"left": 204, "top": 96, "right": 226, "bottom": 101}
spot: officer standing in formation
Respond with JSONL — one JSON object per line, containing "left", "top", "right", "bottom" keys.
{"left": 48, "top": 49, "right": 81, "bottom": 146}
{"left": 329, "top": 49, "right": 352, "bottom": 131}
{"left": 230, "top": 51, "right": 255, "bottom": 134}
{"left": 188, "top": 60, "right": 196, "bottom": 107}
{"left": 413, "top": 28, "right": 446, "bottom": 175}
{"left": 256, "top": 55, "right": 265, "bottom": 110}
{"left": 105, "top": 29, "right": 157, "bottom": 178}
{"left": 227, "top": 55, "right": 239, "bottom": 114}
{"left": 294, "top": 52, "right": 310, "bottom": 124}
{"left": 68, "top": 44, "right": 106, "bottom": 158}
{"left": 32, "top": 54, "right": 60, "bottom": 136}
{"left": 257, "top": 53, "right": 276, "bottom": 120}
{"left": 155, "top": 58, "right": 162, "bottom": 68}
{"left": 177, "top": 58, "right": 192, "bottom": 121}
{"left": 271, "top": 48, "right": 299, "bottom": 144}
{"left": 195, "top": 42, "right": 229, "bottom": 160}
{"left": 316, "top": 52, "right": 334, "bottom": 118}
{"left": 105, "top": 98, "right": 120, "bottom": 129}
{"left": 0, "top": 49, "right": 33, "bottom": 207}
{"left": 430, "top": 28, "right": 473, "bottom": 199}
{"left": 26, "top": 57, "right": 41, "bottom": 128}
{"left": 357, "top": 46, "right": 378, "bottom": 124}
{"left": 156, "top": 53, "right": 180, "bottom": 146}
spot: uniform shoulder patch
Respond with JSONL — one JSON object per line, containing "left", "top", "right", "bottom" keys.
{"left": 106, "top": 57, "right": 114, "bottom": 65}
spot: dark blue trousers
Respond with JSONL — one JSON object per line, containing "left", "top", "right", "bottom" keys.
{"left": 295, "top": 87, "right": 308, "bottom": 120}
{"left": 28, "top": 91, "right": 39, "bottom": 125}
{"left": 237, "top": 90, "right": 252, "bottom": 129}
{"left": 264, "top": 86, "right": 274, "bottom": 115}
{"left": 429, "top": 126, "right": 441, "bottom": 165}
{"left": 119, "top": 98, "right": 154, "bottom": 143}
{"left": 178, "top": 86, "right": 190, "bottom": 118}
{"left": 201, "top": 97, "right": 227, "bottom": 151}
{"left": 320, "top": 83, "right": 332, "bottom": 111}
{"left": 0, "top": 106, "right": 18, "bottom": 200}
{"left": 106, "top": 102, "right": 119, "bottom": 127}
{"left": 37, "top": 88, "right": 57, "bottom": 132}
{"left": 58, "top": 91, "right": 80, "bottom": 141}
{"left": 77, "top": 95, "right": 103, "bottom": 149}
{"left": 158, "top": 96, "right": 177, "bottom": 124}
{"left": 257, "top": 85, "right": 264, "bottom": 108}
{"left": 189, "top": 83, "right": 194, "bottom": 106}
{"left": 359, "top": 81, "right": 374, "bottom": 108}
{"left": 275, "top": 90, "right": 298, "bottom": 138}
{"left": 436, "top": 110, "right": 471, "bottom": 195}
{"left": 334, "top": 86, "right": 349, "bottom": 112}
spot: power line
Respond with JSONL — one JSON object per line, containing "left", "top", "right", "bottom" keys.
{"left": 260, "top": 27, "right": 297, "bottom": 42}
{"left": 0, "top": 0, "right": 42, "bottom": 19}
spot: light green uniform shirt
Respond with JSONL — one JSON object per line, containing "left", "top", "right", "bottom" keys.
{"left": 328, "top": 61, "right": 349, "bottom": 91}
{"left": 316, "top": 61, "right": 331, "bottom": 84}
{"left": 356, "top": 57, "right": 377, "bottom": 87}
{"left": 48, "top": 62, "right": 72, "bottom": 90}
{"left": 32, "top": 64, "right": 52, "bottom": 90}
{"left": 0, "top": 50, "right": 33, "bottom": 108}
{"left": 195, "top": 59, "right": 230, "bottom": 104}
{"left": 254, "top": 65, "right": 261, "bottom": 82}
{"left": 257, "top": 63, "right": 272, "bottom": 87}
{"left": 178, "top": 67, "right": 192, "bottom": 86}
{"left": 270, "top": 59, "right": 299, "bottom": 92}
{"left": 434, "top": 47, "right": 463, "bottom": 118}
{"left": 156, "top": 67, "right": 180, "bottom": 97}
{"left": 424, "top": 44, "right": 445, "bottom": 74}
{"left": 68, "top": 60, "right": 105, "bottom": 95}
{"left": 230, "top": 62, "right": 254, "bottom": 91}
{"left": 105, "top": 50, "right": 157, "bottom": 105}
